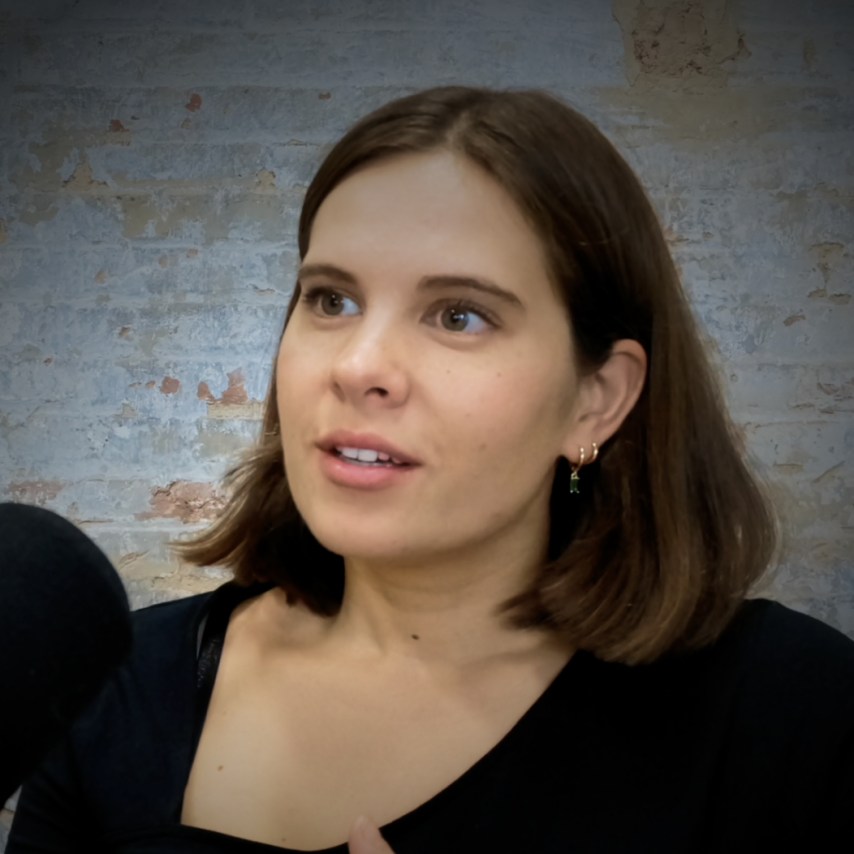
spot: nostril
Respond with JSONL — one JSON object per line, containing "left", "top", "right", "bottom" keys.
{"left": 368, "top": 386, "right": 389, "bottom": 398}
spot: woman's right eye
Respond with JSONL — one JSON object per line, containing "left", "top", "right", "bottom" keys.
{"left": 302, "top": 287, "right": 360, "bottom": 318}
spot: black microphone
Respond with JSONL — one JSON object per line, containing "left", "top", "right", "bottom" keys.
{"left": 0, "top": 503, "right": 133, "bottom": 804}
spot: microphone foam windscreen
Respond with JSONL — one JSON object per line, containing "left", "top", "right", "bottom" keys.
{"left": 0, "top": 503, "right": 133, "bottom": 803}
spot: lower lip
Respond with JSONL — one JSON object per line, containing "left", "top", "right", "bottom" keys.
{"left": 318, "top": 450, "right": 418, "bottom": 490}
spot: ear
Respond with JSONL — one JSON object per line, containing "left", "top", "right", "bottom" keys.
{"left": 562, "top": 339, "right": 647, "bottom": 462}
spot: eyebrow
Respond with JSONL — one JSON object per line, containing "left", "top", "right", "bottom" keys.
{"left": 297, "top": 263, "right": 523, "bottom": 308}
{"left": 297, "top": 263, "right": 358, "bottom": 285}
{"left": 417, "top": 275, "right": 523, "bottom": 308}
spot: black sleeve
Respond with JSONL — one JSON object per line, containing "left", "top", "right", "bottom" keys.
{"left": 729, "top": 600, "right": 854, "bottom": 849}
{"left": 6, "top": 585, "right": 243, "bottom": 852}
{"left": 6, "top": 741, "right": 92, "bottom": 852}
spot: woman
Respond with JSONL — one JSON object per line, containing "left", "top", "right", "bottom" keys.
{"left": 8, "top": 87, "right": 854, "bottom": 853}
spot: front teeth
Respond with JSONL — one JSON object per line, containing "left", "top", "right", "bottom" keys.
{"left": 338, "top": 447, "right": 401, "bottom": 464}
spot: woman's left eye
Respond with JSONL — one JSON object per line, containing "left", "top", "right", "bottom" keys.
{"left": 433, "top": 303, "right": 495, "bottom": 335}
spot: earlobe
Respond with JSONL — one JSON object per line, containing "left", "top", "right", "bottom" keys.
{"left": 563, "top": 339, "right": 647, "bottom": 461}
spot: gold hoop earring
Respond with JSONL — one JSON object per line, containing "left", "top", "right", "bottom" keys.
{"left": 569, "top": 442, "right": 598, "bottom": 495}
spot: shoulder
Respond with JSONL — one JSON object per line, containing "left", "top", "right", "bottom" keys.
{"left": 690, "top": 599, "right": 854, "bottom": 746}
{"left": 130, "top": 587, "right": 213, "bottom": 645}
{"left": 593, "top": 598, "right": 854, "bottom": 732}
{"left": 724, "top": 598, "right": 854, "bottom": 683}
{"left": 129, "top": 581, "right": 271, "bottom": 656}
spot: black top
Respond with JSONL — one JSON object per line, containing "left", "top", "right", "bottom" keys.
{"left": 7, "top": 582, "right": 854, "bottom": 853}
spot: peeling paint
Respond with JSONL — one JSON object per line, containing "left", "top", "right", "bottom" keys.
{"left": 8, "top": 480, "right": 64, "bottom": 505}
{"left": 807, "top": 288, "right": 851, "bottom": 305}
{"left": 255, "top": 169, "right": 277, "bottom": 192}
{"left": 817, "top": 379, "right": 854, "bottom": 404}
{"left": 812, "top": 462, "right": 844, "bottom": 485}
{"left": 221, "top": 369, "right": 248, "bottom": 405}
{"left": 612, "top": 0, "right": 746, "bottom": 85}
{"left": 137, "top": 480, "right": 225, "bottom": 523}
{"left": 63, "top": 158, "right": 108, "bottom": 191}
{"left": 197, "top": 381, "right": 216, "bottom": 402}
{"left": 206, "top": 401, "right": 265, "bottom": 420}
{"left": 808, "top": 242, "right": 846, "bottom": 285}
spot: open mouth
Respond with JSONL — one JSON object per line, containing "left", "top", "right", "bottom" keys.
{"left": 335, "top": 447, "right": 411, "bottom": 467}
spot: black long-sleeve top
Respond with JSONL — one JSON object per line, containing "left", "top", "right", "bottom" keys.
{"left": 7, "top": 581, "right": 854, "bottom": 852}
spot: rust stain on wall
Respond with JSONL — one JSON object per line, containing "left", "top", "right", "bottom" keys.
{"left": 612, "top": 0, "right": 747, "bottom": 85}
{"left": 221, "top": 369, "right": 249, "bottom": 405}
{"left": 185, "top": 93, "right": 203, "bottom": 112}
{"left": 159, "top": 376, "right": 181, "bottom": 395}
{"left": 137, "top": 481, "right": 225, "bottom": 523}
{"left": 197, "top": 381, "right": 216, "bottom": 402}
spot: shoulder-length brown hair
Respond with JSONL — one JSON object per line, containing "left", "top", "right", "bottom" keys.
{"left": 177, "top": 86, "right": 777, "bottom": 664}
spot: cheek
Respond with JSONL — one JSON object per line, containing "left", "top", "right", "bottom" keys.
{"left": 276, "top": 329, "right": 316, "bottom": 405}
{"left": 461, "top": 362, "right": 574, "bottom": 433}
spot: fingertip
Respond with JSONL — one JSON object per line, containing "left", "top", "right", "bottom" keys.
{"left": 349, "top": 814, "right": 387, "bottom": 852}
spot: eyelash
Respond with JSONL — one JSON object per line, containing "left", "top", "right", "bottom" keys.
{"left": 299, "top": 286, "right": 500, "bottom": 334}
{"left": 300, "top": 285, "right": 358, "bottom": 317}
{"left": 430, "top": 299, "right": 499, "bottom": 333}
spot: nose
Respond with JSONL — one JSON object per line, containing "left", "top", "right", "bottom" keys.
{"left": 330, "top": 317, "right": 410, "bottom": 408}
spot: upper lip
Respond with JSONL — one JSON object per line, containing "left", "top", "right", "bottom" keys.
{"left": 317, "top": 431, "right": 421, "bottom": 465}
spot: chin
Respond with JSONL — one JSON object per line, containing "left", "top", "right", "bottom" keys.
{"left": 307, "top": 519, "right": 449, "bottom": 569}
{"left": 303, "top": 515, "right": 408, "bottom": 561}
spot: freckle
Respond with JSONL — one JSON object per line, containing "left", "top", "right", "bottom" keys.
{"left": 411, "top": 634, "right": 420, "bottom": 640}
{"left": 217, "top": 765, "right": 224, "bottom": 771}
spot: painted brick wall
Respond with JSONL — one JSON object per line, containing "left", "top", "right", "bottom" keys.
{"left": 1, "top": 0, "right": 852, "bottom": 838}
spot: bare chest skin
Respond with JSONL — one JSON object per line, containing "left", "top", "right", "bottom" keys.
{"left": 181, "top": 593, "right": 572, "bottom": 850}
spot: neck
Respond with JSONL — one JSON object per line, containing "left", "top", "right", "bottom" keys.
{"left": 324, "top": 544, "right": 552, "bottom": 667}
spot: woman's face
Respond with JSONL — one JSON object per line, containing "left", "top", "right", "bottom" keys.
{"left": 277, "top": 150, "right": 584, "bottom": 572}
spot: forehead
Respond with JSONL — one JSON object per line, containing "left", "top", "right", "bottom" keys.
{"left": 305, "top": 151, "right": 554, "bottom": 295}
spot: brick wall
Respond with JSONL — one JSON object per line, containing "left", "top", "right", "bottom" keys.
{"left": 1, "top": 0, "right": 852, "bottom": 838}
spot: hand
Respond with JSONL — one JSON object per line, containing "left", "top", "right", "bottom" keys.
{"left": 348, "top": 815, "right": 396, "bottom": 854}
